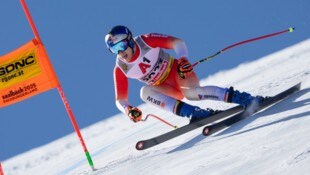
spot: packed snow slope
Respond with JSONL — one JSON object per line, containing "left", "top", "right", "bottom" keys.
{"left": 3, "top": 39, "right": 310, "bottom": 175}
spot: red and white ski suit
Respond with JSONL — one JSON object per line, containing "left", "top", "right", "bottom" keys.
{"left": 113, "top": 33, "right": 228, "bottom": 115}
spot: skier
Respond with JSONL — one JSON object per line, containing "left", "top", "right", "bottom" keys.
{"left": 105, "top": 25, "right": 265, "bottom": 123}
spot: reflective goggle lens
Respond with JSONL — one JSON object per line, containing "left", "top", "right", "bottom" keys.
{"left": 109, "top": 40, "right": 128, "bottom": 54}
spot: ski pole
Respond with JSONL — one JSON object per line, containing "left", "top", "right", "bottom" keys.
{"left": 142, "top": 114, "right": 178, "bottom": 129}
{"left": 192, "top": 27, "right": 295, "bottom": 67}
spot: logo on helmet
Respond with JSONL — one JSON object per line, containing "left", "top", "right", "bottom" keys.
{"left": 109, "top": 34, "right": 128, "bottom": 44}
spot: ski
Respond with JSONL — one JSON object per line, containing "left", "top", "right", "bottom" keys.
{"left": 136, "top": 102, "right": 245, "bottom": 150}
{"left": 136, "top": 82, "right": 301, "bottom": 150}
{"left": 202, "top": 82, "right": 301, "bottom": 136}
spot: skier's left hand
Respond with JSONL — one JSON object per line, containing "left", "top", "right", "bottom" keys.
{"left": 177, "top": 57, "right": 193, "bottom": 79}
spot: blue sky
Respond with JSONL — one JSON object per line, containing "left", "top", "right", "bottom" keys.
{"left": 1, "top": 0, "right": 309, "bottom": 160}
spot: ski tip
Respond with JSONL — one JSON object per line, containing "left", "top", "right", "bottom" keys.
{"left": 295, "top": 82, "right": 302, "bottom": 90}
{"left": 289, "top": 82, "right": 302, "bottom": 91}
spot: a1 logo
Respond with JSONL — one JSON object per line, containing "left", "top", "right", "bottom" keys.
{"left": 139, "top": 57, "right": 151, "bottom": 74}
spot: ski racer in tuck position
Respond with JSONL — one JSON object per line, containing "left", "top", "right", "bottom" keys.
{"left": 104, "top": 25, "right": 266, "bottom": 124}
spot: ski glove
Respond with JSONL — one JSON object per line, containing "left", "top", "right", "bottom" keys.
{"left": 126, "top": 106, "right": 142, "bottom": 123}
{"left": 177, "top": 57, "right": 193, "bottom": 79}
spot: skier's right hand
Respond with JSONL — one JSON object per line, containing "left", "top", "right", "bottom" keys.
{"left": 126, "top": 106, "right": 142, "bottom": 123}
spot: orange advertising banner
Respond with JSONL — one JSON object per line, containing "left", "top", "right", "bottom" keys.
{"left": 0, "top": 39, "right": 59, "bottom": 107}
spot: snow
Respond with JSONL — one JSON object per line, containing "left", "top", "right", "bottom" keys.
{"left": 2, "top": 39, "right": 310, "bottom": 175}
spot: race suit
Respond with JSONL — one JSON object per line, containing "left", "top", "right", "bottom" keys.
{"left": 113, "top": 33, "right": 228, "bottom": 115}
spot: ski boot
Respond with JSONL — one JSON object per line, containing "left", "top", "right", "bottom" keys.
{"left": 189, "top": 108, "right": 222, "bottom": 124}
{"left": 226, "top": 86, "right": 268, "bottom": 109}
{"left": 175, "top": 101, "right": 220, "bottom": 124}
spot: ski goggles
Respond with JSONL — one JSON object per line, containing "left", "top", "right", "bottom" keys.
{"left": 109, "top": 40, "right": 129, "bottom": 54}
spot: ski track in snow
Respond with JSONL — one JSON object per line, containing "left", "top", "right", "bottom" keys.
{"left": 2, "top": 39, "right": 310, "bottom": 175}
{"left": 288, "top": 147, "right": 310, "bottom": 165}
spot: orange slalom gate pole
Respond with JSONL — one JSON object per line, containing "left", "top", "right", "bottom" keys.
{"left": 20, "top": 0, "right": 42, "bottom": 44}
{"left": 58, "top": 87, "right": 96, "bottom": 171}
{"left": 0, "top": 161, "right": 4, "bottom": 175}
{"left": 20, "top": 0, "right": 96, "bottom": 171}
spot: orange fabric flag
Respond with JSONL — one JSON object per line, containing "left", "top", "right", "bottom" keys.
{"left": 0, "top": 39, "right": 59, "bottom": 107}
